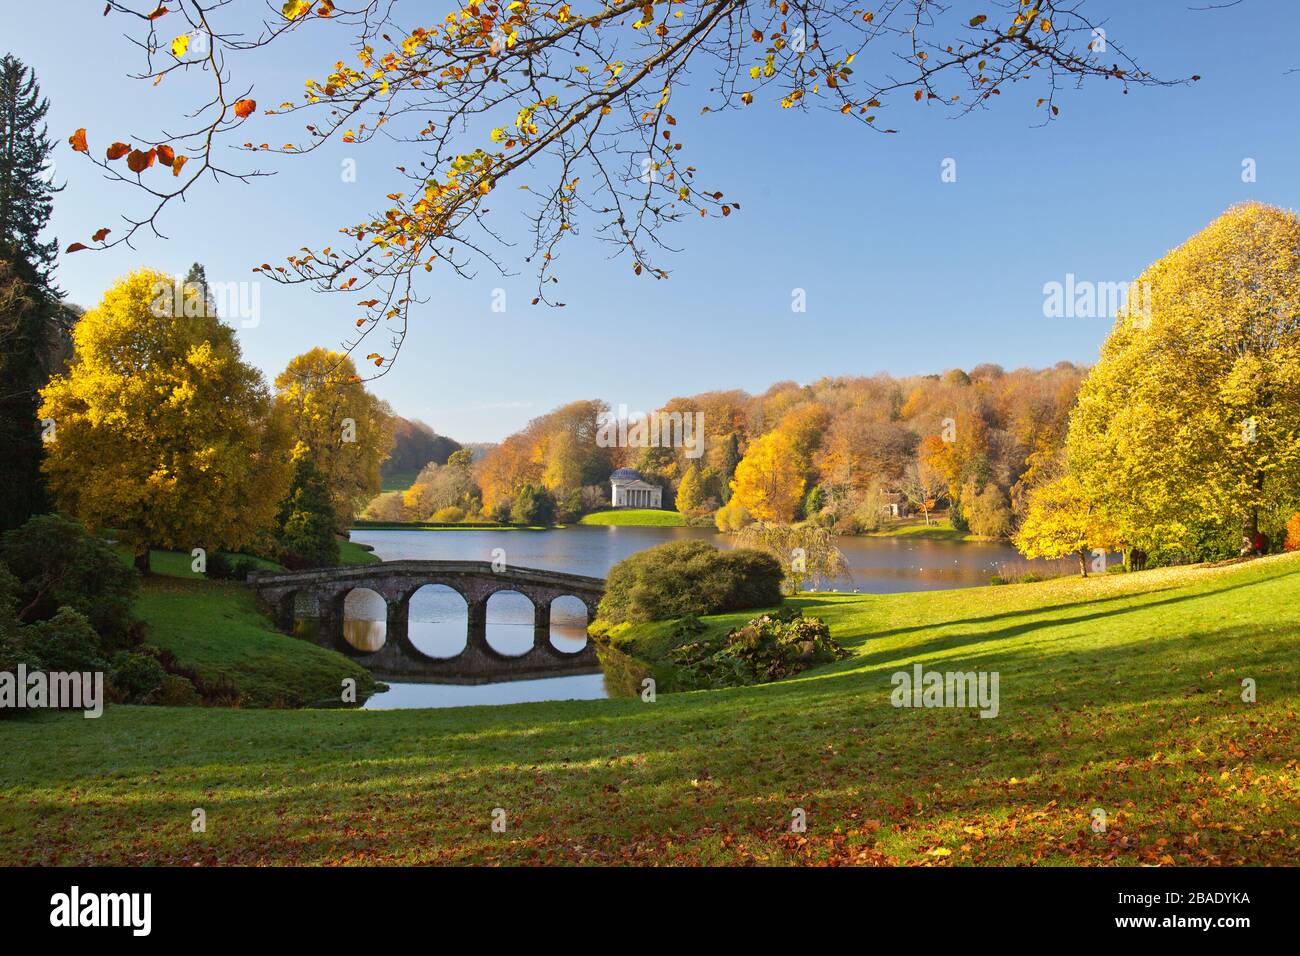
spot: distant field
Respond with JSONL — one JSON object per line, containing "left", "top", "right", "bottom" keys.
{"left": 579, "top": 508, "right": 686, "bottom": 527}
{"left": 865, "top": 517, "right": 980, "bottom": 541}
{"left": 379, "top": 470, "right": 421, "bottom": 493}
{"left": 351, "top": 520, "right": 547, "bottom": 531}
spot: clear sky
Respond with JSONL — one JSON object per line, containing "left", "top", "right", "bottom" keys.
{"left": 5, "top": 1, "right": 1297, "bottom": 442}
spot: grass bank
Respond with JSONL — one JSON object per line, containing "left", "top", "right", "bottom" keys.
{"left": 579, "top": 509, "right": 686, "bottom": 527}
{"left": 2, "top": 554, "right": 1296, "bottom": 865}
{"left": 351, "top": 520, "right": 550, "bottom": 531}
{"left": 863, "top": 517, "right": 984, "bottom": 541}
{"left": 133, "top": 549, "right": 378, "bottom": 708}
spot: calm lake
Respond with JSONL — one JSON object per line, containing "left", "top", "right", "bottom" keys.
{"left": 356, "top": 525, "right": 1066, "bottom": 710}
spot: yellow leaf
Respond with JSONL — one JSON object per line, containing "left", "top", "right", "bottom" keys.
{"left": 171, "top": 35, "right": 190, "bottom": 57}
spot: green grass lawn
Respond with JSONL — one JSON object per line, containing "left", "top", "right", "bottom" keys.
{"left": 1, "top": 554, "right": 1296, "bottom": 865}
{"left": 351, "top": 520, "right": 549, "bottom": 531}
{"left": 865, "top": 517, "right": 980, "bottom": 541}
{"left": 579, "top": 508, "right": 686, "bottom": 527}
{"left": 338, "top": 539, "right": 380, "bottom": 565}
{"left": 379, "top": 470, "right": 421, "bottom": 493}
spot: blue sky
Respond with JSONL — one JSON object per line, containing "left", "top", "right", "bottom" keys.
{"left": 6, "top": 1, "right": 1297, "bottom": 441}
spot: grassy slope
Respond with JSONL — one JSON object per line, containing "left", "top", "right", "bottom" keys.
{"left": 379, "top": 470, "right": 421, "bottom": 493}
{"left": 579, "top": 509, "right": 686, "bottom": 527}
{"left": 865, "top": 518, "right": 981, "bottom": 541}
{"left": 135, "top": 549, "right": 377, "bottom": 707}
{"left": 351, "top": 520, "right": 548, "bottom": 531}
{"left": 1, "top": 555, "right": 1296, "bottom": 865}
{"left": 337, "top": 539, "right": 380, "bottom": 565}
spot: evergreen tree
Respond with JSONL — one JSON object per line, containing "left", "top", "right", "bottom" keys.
{"left": 718, "top": 432, "right": 741, "bottom": 503}
{"left": 276, "top": 457, "right": 340, "bottom": 570}
{"left": 0, "top": 55, "right": 61, "bottom": 530}
{"left": 184, "top": 262, "right": 215, "bottom": 317}
{"left": 0, "top": 55, "right": 59, "bottom": 293}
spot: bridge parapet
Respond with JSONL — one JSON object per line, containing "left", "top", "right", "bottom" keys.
{"left": 248, "top": 560, "right": 606, "bottom": 685}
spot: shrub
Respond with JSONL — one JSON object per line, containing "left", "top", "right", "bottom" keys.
{"left": 0, "top": 514, "right": 138, "bottom": 650}
{"left": 598, "top": 540, "right": 783, "bottom": 624}
{"left": 155, "top": 674, "right": 201, "bottom": 707}
{"left": 668, "top": 609, "right": 849, "bottom": 688}
{"left": 205, "top": 552, "right": 260, "bottom": 581}
{"left": 20, "top": 607, "right": 109, "bottom": 674}
{"left": 432, "top": 505, "right": 466, "bottom": 523}
{"left": 108, "top": 651, "right": 167, "bottom": 704}
{"left": 713, "top": 499, "right": 751, "bottom": 532}
{"left": 1286, "top": 513, "right": 1300, "bottom": 552}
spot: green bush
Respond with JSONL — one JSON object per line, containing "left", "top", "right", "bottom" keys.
{"left": 155, "top": 674, "right": 201, "bottom": 707}
{"left": 0, "top": 514, "right": 139, "bottom": 650}
{"left": 20, "top": 607, "right": 108, "bottom": 674}
{"left": 109, "top": 651, "right": 167, "bottom": 704}
{"left": 667, "top": 609, "right": 848, "bottom": 688}
{"left": 598, "top": 540, "right": 783, "bottom": 624}
{"left": 205, "top": 552, "right": 260, "bottom": 581}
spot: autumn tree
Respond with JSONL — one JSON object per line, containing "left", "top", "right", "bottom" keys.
{"left": 70, "top": 2, "right": 1182, "bottom": 374}
{"left": 1013, "top": 472, "right": 1118, "bottom": 577}
{"left": 898, "top": 459, "right": 946, "bottom": 526}
{"left": 675, "top": 463, "right": 705, "bottom": 514}
{"left": 1068, "top": 203, "right": 1300, "bottom": 556}
{"left": 273, "top": 347, "right": 395, "bottom": 530}
{"left": 733, "top": 521, "right": 846, "bottom": 593}
{"left": 405, "top": 448, "right": 480, "bottom": 518}
{"left": 730, "top": 429, "right": 804, "bottom": 522}
{"left": 39, "top": 269, "right": 291, "bottom": 572}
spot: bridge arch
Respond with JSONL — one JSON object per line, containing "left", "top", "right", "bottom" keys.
{"left": 341, "top": 587, "right": 387, "bottom": 653}
{"left": 406, "top": 583, "right": 469, "bottom": 660}
{"left": 484, "top": 589, "right": 535, "bottom": 658}
{"left": 249, "top": 560, "right": 605, "bottom": 684}
{"left": 548, "top": 595, "right": 591, "bottom": 654}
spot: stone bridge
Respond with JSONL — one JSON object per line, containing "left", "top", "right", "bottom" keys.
{"left": 248, "top": 561, "right": 606, "bottom": 684}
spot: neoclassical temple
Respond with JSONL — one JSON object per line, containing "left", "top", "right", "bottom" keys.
{"left": 609, "top": 467, "right": 662, "bottom": 508}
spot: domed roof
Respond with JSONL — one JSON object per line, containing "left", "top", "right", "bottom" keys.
{"left": 610, "top": 467, "right": 643, "bottom": 480}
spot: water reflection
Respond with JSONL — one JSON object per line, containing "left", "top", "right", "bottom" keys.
{"left": 362, "top": 673, "right": 609, "bottom": 710}
{"left": 485, "top": 589, "right": 534, "bottom": 656}
{"left": 549, "top": 595, "right": 589, "bottom": 653}
{"left": 343, "top": 587, "right": 386, "bottom": 652}
{"left": 408, "top": 584, "right": 467, "bottom": 658}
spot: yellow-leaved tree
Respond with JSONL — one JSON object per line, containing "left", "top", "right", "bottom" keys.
{"left": 39, "top": 268, "right": 291, "bottom": 572}
{"left": 1013, "top": 469, "right": 1120, "bottom": 577}
{"left": 729, "top": 430, "right": 805, "bottom": 523}
{"left": 1067, "top": 203, "right": 1300, "bottom": 555}
{"left": 273, "top": 348, "right": 395, "bottom": 530}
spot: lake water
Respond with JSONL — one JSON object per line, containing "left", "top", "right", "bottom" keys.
{"left": 356, "top": 525, "right": 1067, "bottom": 710}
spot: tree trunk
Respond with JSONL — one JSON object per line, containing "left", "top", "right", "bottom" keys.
{"left": 134, "top": 544, "right": 151, "bottom": 575}
{"left": 1241, "top": 507, "right": 1259, "bottom": 556}
{"left": 1077, "top": 549, "right": 1088, "bottom": 578}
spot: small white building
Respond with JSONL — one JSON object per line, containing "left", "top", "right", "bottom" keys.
{"left": 610, "top": 468, "right": 662, "bottom": 508}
